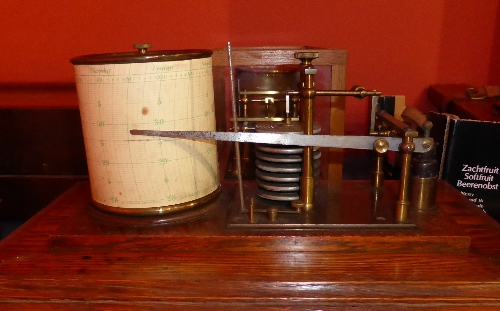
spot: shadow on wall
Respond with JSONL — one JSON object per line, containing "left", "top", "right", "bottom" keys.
{"left": 0, "top": 221, "right": 24, "bottom": 240}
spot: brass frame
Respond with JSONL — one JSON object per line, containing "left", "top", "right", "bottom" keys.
{"left": 212, "top": 47, "right": 348, "bottom": 183}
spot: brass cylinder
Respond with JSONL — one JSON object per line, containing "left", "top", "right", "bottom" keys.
{"left": 409, "top": 147, "right": 438, "bottom": 211}
{"left": 410, "top": 176, "right": 438, "bottom": 211}
{"left": 71, "top": 48, "right": 219, "bottom": 217}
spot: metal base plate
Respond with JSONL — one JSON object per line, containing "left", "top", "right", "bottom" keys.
{"left": 227, "top": 181, "right": 417, "bottom": 230}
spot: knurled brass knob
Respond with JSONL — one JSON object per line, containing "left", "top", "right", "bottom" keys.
{"left": 294, "top": 52, "right": 319, "bottom": 60}
{"left": 133, "top": 43, "right": 152, "bottom": 54}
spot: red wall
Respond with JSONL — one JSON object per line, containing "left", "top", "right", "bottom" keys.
{"left": 1, "top": 0, "right": 498, "bottom": 134}
{"left": 490, "top": 2, "right": 500, "bottom": 84}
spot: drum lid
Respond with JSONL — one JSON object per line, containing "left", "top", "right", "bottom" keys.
{"left": 71, "top": 44, "right": 212, "bottom": 65}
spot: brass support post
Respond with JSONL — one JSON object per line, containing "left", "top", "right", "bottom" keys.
{"left": 292, "top": 52, "right": 318, "bottom": 211}
{"left": 241, "top": 95, "right": 249, "bottom": 118}
{"left": 372, "top": 153, "right": 385, "bottom": 188}
{"left": 372, "top": 138, "right": 389, "bottom": 188}
{"left": 249, "top": 198, "right": 255, "bottom": 223}
{"left": 396, "top": 136, "right": 415, "bottom": 222}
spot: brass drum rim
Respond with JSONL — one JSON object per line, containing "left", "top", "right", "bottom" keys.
{"left": 70, "top": 49, "right": 213, "bottom": 65}
{"left": 91, "top": 184, "right": 222, "bottom": 217}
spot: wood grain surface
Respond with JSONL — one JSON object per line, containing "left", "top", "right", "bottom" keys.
{"left": 1, "top": 180, "right": 500, "bottom": 309}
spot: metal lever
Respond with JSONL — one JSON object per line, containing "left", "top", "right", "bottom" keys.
{"left": 129, "top": 130, "right": 434, "bottom": 153}
{"left": 401, "top": 106, "right": 433, "bottom": 138}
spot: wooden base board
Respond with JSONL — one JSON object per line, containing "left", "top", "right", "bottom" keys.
{"left": 49, "top": 181, "right": 470, "bottom": 253}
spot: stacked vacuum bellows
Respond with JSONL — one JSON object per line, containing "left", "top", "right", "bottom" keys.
{"left": 254, "top": 122, "right": 321, "bottom": 201}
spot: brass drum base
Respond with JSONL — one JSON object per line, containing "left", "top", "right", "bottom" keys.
{"left": 88, "top": 185, "right": 222, "bottom": 225}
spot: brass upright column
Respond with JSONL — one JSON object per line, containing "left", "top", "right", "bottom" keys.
{"left": 375, "top": 111, "right": 419, "bottom": 222}
{"left": 372, "top": 138, "right": 389, "bottom": 188}
{"left": 395, "top": 135, "right": 415, "bottom": 222}
{"left": 292, "top": 52, "right": 318, "bottom": 211}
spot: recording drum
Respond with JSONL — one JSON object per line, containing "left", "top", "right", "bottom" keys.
{"left": 71, "top": 44, "right": 220, "bottom": 219}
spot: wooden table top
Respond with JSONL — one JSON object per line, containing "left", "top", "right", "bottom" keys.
{"left": 2, "top": 181, "right": 500, "bottom": 310}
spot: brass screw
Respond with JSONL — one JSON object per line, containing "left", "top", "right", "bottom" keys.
{"left": 422, "top": 139, "right": 432, "bottom": 150}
